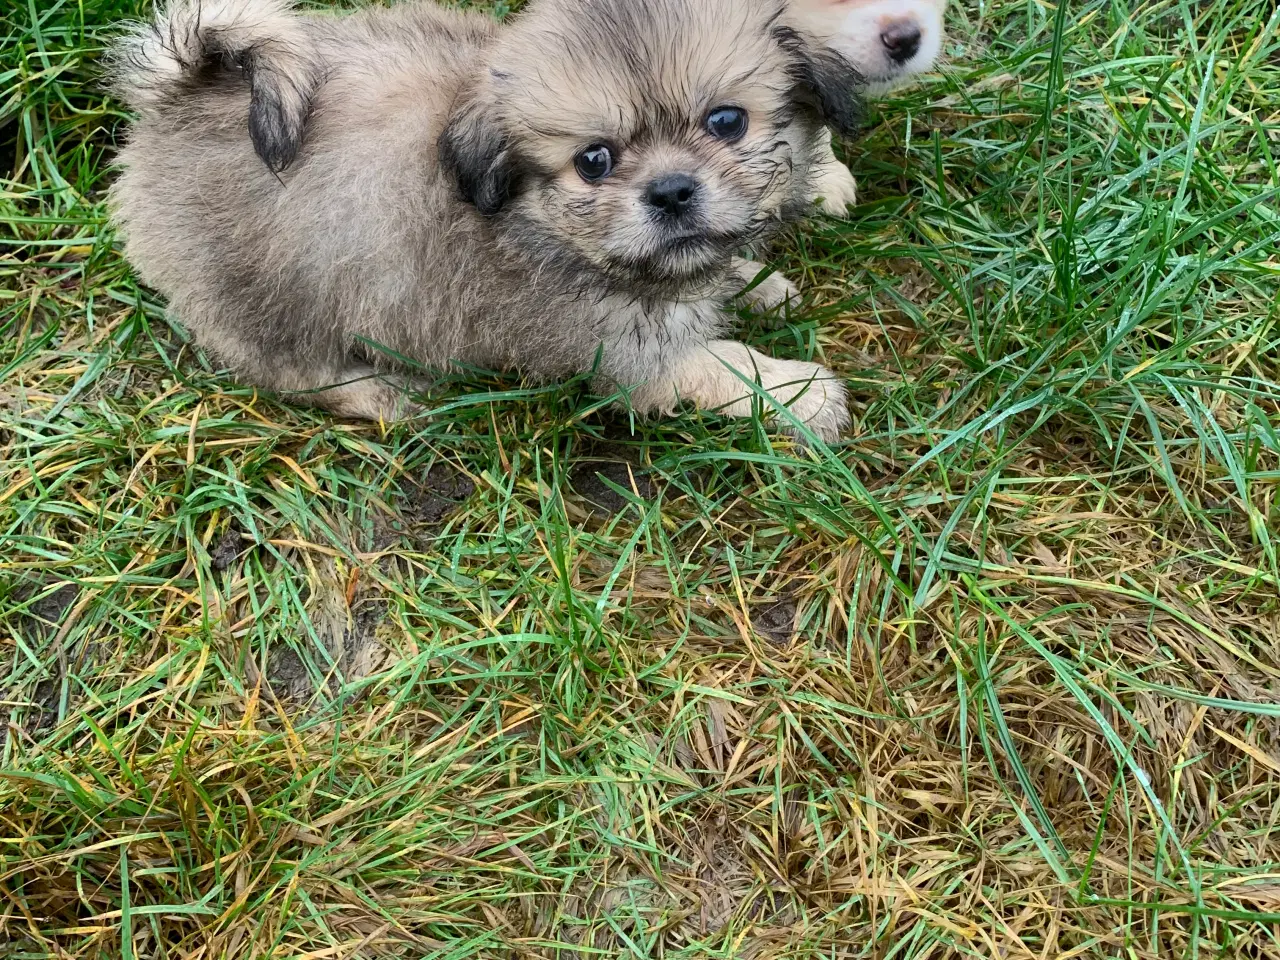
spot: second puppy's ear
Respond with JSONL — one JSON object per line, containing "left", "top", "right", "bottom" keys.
{"left": 439, "top": 92, "right": 518, "bottom": 216}
{"left": 773, "top": 26, "right": 864, "bottom": 137}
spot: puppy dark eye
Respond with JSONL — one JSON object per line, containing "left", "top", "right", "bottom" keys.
{"left": 575, "top": 144, "right": 615, "bottom": 182}
{"left": 706, "top": 106, "right": 748, "bottom": 141}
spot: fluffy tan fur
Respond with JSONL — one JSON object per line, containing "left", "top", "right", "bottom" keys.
{"left": 110, "top": 0, "right": 865, "bottom": 439}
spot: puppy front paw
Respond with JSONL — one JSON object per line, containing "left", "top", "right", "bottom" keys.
{"left": 636, "top": 341, "right": 850, "bottom": 445}
{"left": 770, "top": 359, "right": 850, "bottom": 443}
{"left": 732, "top": 258, "right": 799, "bottom": 313}
{"left": 812, "top": 161, "right": 859, "bottom": 218}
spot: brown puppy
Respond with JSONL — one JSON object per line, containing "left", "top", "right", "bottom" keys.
{"left": 110, "top": 0, "right": 863, "bottom": 439}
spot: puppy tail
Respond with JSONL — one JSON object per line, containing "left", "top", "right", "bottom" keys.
{"left": 109, "top": 0, "right": 322, "bottom": 173}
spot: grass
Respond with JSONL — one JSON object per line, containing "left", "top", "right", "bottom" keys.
{"left": 3, "top": 0, "right": 1280, "bottom": 956}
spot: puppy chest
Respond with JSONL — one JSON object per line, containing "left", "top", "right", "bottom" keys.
{"left": 590, "top": 298, "right": 727, "bottom": 378}
{"left": 604, "top": 300, "right": 723, "bottom": 346}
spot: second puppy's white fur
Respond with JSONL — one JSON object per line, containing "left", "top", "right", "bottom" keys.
{"left": 800, "top": 0, "right": 948, "bottom": 214}
{"left": 798, "top": 0, "right": 947, "bottom": 92}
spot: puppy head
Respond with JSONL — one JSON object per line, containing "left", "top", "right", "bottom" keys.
{"left": 439, "top": 0, "right": 862, "bottom": 294}
{"left": 792, "top": 0, "right": 946, "bottom": 91}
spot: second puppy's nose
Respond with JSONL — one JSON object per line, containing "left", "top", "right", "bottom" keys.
{"left": 881, "top": 21, "right": 922, "bottom": 63}
{"left": 645, "top": 174, "right": 699, "bottom": 217}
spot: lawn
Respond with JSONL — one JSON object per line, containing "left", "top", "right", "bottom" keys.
{"left": 3, "top": 0, "right": 1280, "bottom": 957}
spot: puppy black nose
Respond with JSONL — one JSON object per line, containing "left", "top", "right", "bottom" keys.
{"left": 881, "top": 22, "right": 922, "bottom": 64}
{"left": 645, "top": 174, "right": 699, "bottom": 217}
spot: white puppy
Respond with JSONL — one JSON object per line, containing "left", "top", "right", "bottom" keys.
{"left": 798, "top": 0, "right": 947, "bottom": 93}
{"left": 797, "top": 0, "right": 948, "bottom": 214}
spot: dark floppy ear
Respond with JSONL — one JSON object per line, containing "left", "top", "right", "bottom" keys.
{"left": 438, "top": 92, "right": 518, "bottom": 216}
{"left": 230, "top": 44, "right": 324, "bottom": 174}
{"left": 773, "top": 26, "right": 864, "bottom": 137}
